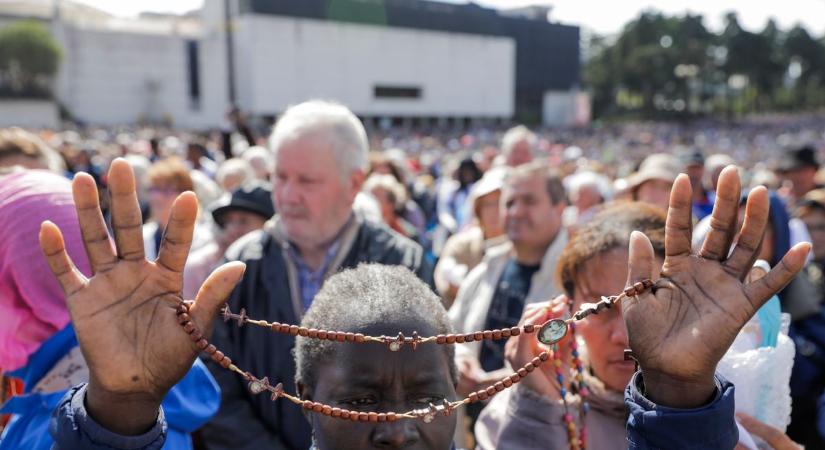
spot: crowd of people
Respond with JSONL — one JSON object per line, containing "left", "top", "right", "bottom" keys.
{"left": 0, "top": 102, "right": 823, "bottom": 450}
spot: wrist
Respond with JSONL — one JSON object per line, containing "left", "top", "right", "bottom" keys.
{"left": 86, "top": 381, "right": 162, "bottom": 436}
{"left": 640, "top": 369, "right": 716, "bottom": 409}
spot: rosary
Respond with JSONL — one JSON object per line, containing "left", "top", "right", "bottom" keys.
{"left": 175, "top": 279, "right": 654, "bottom": 450}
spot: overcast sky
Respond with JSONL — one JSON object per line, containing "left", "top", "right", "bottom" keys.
{"left": 73, "top": 0, "right": 825, "bottom": 36}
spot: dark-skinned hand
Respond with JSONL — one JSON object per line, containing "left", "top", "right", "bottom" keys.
{"left": 39, "top": 159, "right": 245, "bottom": 435}
{"left": 624, "top": 166, "right": 809, "bottom": 408}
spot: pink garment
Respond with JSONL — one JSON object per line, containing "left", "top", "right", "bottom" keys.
{"left": 0, "top": 170, "right": 92, "bottom": 372}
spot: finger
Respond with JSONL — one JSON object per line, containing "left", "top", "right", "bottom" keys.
{"left": 724, "top": 186, "right": 769, "bottom": 278}
{"left": 189, "top": 261, "right": 246, "bottom": 326}
{"left": 155, "top": 192, "right": 198, "bottom": 273}
{"left": 664, "top": 174, "right": 694, "bottom": 259}
{"left": 108, "top": 158, "right": 145, "bottom": 261}
{"left": 626, "top": 230, "right": 656, "bottom": 288}
{"left": 72, "top": 173, "right": 117, "bottom": 273}
{"left": 700, "top": 166, "right": 741, "bottom": 261}
{"left": 39, "top": 221, "right": 87, "bottom": 297}
{"left": 745, "top": 242, "right": 811, "bottom": 308}
{"left": 736, "top": 413, "right": 799, "bottom": 450}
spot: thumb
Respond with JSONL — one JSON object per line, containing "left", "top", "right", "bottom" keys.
{"left": 627, "top": 230, "right": 656, "bottom": 288}
{"left": 189, "top": 261, "right": 246, "bottom": 328}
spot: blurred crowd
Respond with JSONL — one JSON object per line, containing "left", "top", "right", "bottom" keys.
{"left": 1, "top": 105, "right": 825, "bottom": 450}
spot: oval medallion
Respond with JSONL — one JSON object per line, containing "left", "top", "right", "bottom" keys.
{"left": 537, "top": 319, "right": 568, "bottom": 345}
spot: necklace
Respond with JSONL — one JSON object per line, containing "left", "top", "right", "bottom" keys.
{"left": 175, "top": 279, "right": 653, "bottom": 429}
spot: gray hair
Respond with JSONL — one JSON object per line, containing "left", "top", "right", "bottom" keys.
{"left": 269, "top": 100, "right": 368, "bottom": 178}
{"left": 364, "top": 173, "right": 407, "bottom": 210}
{"left": 295, "top": 264, "right": 457, "bottom": 390}
{"left": 501, "top": 125, "right": 536, "bottom": 157}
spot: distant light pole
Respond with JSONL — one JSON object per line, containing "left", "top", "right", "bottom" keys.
{"left": 224, "top": 0, "right": 236, "bottom": 107}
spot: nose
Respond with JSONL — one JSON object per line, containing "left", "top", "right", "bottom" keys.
{"left": 371, "top": 419, "right": 420, "bottom": 448}
{"left": 609, "top": 313, "right": 629, "bottom": 346}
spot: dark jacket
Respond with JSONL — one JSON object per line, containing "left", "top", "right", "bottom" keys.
{"left": 199, "top": 215, "right": 433, "bottom": 450}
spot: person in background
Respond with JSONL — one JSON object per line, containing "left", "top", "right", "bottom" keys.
{"left": 705, "top": 153, "right": 736, "bottom": 193}
{"left": 777, "top": 145, "right": 822, "bottom": 209}
{"left": 562, "top": 171, "right": 611, "bottom": 231}
{"left": 436, "top": 156, "right": 482, "bottom": 238}
{"left": 0, "top": 170, "right": 219, "bottom": 450}
{"left": 183, "top": 182, "right": 275, "bottom": 299}
{"left": 143, "top": 157, "right": 212, "bottom": 260}
{"left": 680, "top": 150, "right": 714, "bottom": 220}
{"left": 626, "top": 153, "right": 680, "bottom": 212}
{"left": 185, "top": 140, "right": 218, "bottom": 178}
{"left": 363, "top": 174, "right": 418, "bottom": 240}
{"left": 368, "top": 151, "right": 427, "bottom": 240}
{"left": 435, "top": 167, "right": 508, "bottom": 306}
{"left": 215, "top": 158, "right": 254, "bottom": 193}
{"left": 242, "top": 146, "right": 274, "bottom": 182}
{"left": 500, "top": 125, "right": 536, "bottom": 167}
{"left": 0, "top": 128, "right": 65, "bottom": 173}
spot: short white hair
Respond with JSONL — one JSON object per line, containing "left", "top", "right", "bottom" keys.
{"left": 501, "top": 125, "right": 536, "bottom": 156}
{"left": 364, "top": 173, "right": 407, "bottom": 209}
{"left": 565, "top": 171, "right": 612, "bottom": 201}
{"left": 269, "top": 100, "right": 368, "bottom": 177}
{"left": 216, "top": 158, "right": 253, "bottom": 190}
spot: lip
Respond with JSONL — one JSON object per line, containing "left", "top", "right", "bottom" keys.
{"left": 607, "top": 360, "right": 637, "bottom": 370}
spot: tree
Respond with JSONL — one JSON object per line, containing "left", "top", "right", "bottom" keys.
{"left": 0, "top": 20, "right": 62, "bottom": 98}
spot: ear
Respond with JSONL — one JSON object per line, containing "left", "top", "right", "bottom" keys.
{"left": 348, "top": 169, "right": 366, "bottom": 202}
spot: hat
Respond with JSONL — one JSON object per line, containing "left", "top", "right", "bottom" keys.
{"left": 679, "top": 149, "right": 704, "bottom": 167}
{"left": 778, "top": 145, "right": 819, "bottom": 172}
{"left": 627, "top": 153, "right": 681, "bottom": 190}
{"left": 211, "top": 182, "right": 275, "bottom": 226}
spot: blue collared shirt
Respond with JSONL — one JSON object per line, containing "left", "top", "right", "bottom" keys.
{"left": 287, "top": 240, "right": 341, "bottom": 312}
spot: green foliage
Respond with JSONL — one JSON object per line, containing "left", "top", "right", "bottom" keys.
{"left": 0, "top": 20, "right": 62, "bottom": 98}
{"left": 584, "top": 11, "right": 825, "bottom": 119}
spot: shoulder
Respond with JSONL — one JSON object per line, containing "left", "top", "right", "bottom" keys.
{"left": 356, "top": 219, "right": 424, "bottom": 264}
{"left": 225, "top": 228, "right": 272, "bottom": 263}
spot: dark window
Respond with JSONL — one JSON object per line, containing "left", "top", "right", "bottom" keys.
{"left": 186, "top": 40, "right": 201, "bottom": 109}
{"left": 374, "top": 85, "right": 422, "bottom": 99}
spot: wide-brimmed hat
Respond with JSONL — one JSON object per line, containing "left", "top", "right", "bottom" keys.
{"left": 211, "top": 182, "right": 275, "bottom": 226}
{"left": 777, "top": 145, "right": 819, "bottom": 172}
{"left": 627, "top": 153, "right": 681, "bottom": 190}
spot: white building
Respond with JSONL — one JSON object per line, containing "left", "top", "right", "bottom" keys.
{"left": 0, "top": 0, "right": 581, "bottom": 129}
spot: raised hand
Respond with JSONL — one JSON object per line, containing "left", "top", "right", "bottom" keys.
{"left": 623, "top": 166, "right": 810, "bottom": 408}
{"left": 39, "top": 159, "right": 245, "bottom": 434}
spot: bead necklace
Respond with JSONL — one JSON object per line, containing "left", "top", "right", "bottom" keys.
{"left": 175, "top": 279, "right": 654, "bottom": 428}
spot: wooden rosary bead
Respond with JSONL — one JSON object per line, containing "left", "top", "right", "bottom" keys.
{"left": 177, "top": 313, "right": 190, "bottom": 324}
{"left": 494, "top": 382, "right": 505, "bottom": 392}
{"left": 477, "top": 390, "right": 489, "bottom": 401}
{"left": 501, "top": 328, "right": 511, "bottom": 338}
{"left": 204, "top": 344, "right": 217, "bottom": 354}
{"left": 524, "top": 363, "right": 535, "bottom": 372}
{"left": 455, "top": 334, "right": 466, "bottom": 343}
{"left": 270, "top": 322, "right": 281, "bottom": 332}
{"left": 517, "top": 368, "right": 529, "bottom": 377}
{"left": 308, "top": 329, "right": 319, "bottom": 338}
{"left": 510, "top": 327, "right": 521, "bottom": 336}
{"left": 189, "top": 330, "right": 203, "bottom": 342}
{"left": 387, "top": 412, "right": 397, "bottom": 422}
{"left": 331, "top": 407, "right": 342, "bottom": 417}
{"left": 358, "top": 412, "right": 369, "bottom": 422}
{"left": 469, "top": 392, "right": 479, "bottom": 403}
{"left": 298, "top": 328, "right": 308, "bottom": 337}
{"left": 531, "top": 356, "right": 542, "bottom": 366}
{"left": 322, "top": 405, "right": 332, "bottom": 415}
{"left": 502, "top": 378, "right": 513, "bottom": 388}
{"left": 633, "top": 281, "right": 645, "bottom": 293}
{"left": 462, "top": 334, "right": 473, "bottom": 343}
{"left": 176, "top": 303, "right": 189, "bottom": 314}
{"left": 510, "top": 374, "right": 521, "bottom": 383}
{"left": 182, "top": 322, "right": 195, "bottom": 333}
{"left": 436, "top": 335, "right": 446, "bottom": 344}
{"left": 485, "top": 386, "right": 497, "bottom": 396}
{"left": 354, "top": 334, "right": 365, "bottom": 343}
{"left": 340, "top": 410, "right": 350, "bottom": 419}
{"left": 289, "top": 325, "right": 300, "bottom": 335}
{"left": 445, "top": 335, "right": 456, "bottom": 344}
{"left": 473, "top": 332, "right": 484, "bottom": 341}
{"left": 211, "top": 350, "right": 225, "bottom": 362}
{"left": 523, "top": 324, "right": 535, "bottom": 333}
{"left": 336, "top": 332, "right": 346, "bottom": 342}
{"left": 539, "top": 352, "right": 549, "bottom": 362}
{"left": 492, "top": 330, "right": 502, "bottom": 340}
{"left": 368, "top": 412, "right": 378, "bottom": 422}
{"left": 318, "top": 330, "right": 328, "bottom": 340}
{"left": 312, "top": 403, "right": 324, "bottom": 413}
{"left": 624, "top": 286, "right": 636, "bottom": 296}
{"left": 303, "top": 400, "right": 313, "bottom": 410}
{"left": 220, "top": 357, "right": 232, "bottom": 369}
{"left": 378, "top": 413, "right": 387, "bottom": 422}
{"left": 196, "top": 339, "right": 208, "bottom": 350}
{"left": 483, "top": 330, "right": 493, "bottom": 340}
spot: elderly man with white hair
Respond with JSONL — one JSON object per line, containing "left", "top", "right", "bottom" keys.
{"left": 500, "top": 125, "right": 536, "bottom": 167}
{"left": 200, "top": 100, "right": 432, "bottom": 450}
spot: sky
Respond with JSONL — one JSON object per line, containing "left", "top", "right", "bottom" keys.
{"left": 72, "top": 0, "right": 825, "bottom": 36}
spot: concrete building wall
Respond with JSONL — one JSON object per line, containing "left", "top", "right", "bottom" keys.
{"left": 233, "top": 14, "right": 516, "bottom": 119}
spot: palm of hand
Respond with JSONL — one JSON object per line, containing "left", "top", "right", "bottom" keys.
{"left": 622, "top": 167, "right": 809, "bottom": 407}
{"left": 39, "top": 159, "right": 244, "bottom": 407}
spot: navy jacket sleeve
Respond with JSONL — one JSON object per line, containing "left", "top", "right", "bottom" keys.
{"left": 625, "top": 372, "right": 739, "bottom": 450}
{"left": 49, "top": 383, "right": 167, "bottom": 450}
